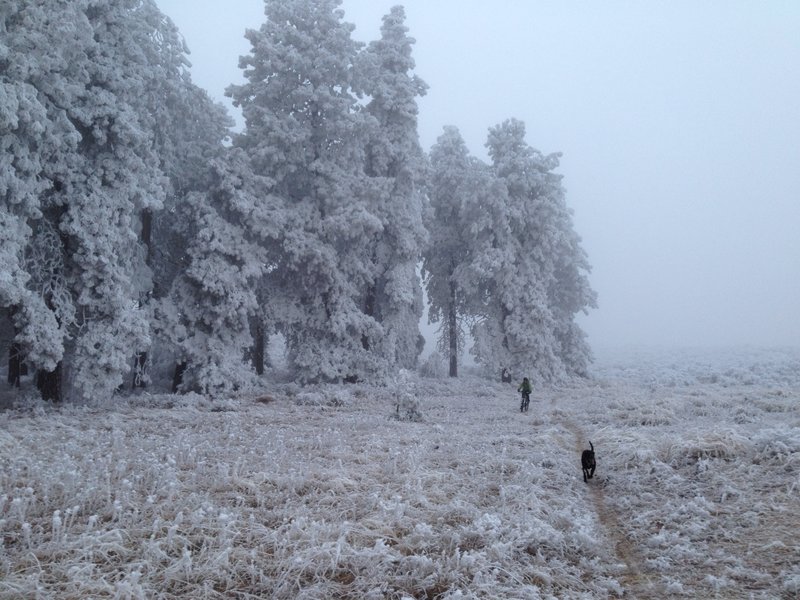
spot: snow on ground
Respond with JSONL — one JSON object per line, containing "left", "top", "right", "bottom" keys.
{"left": 1, "top": 347, "right": 799, "bottom": 599}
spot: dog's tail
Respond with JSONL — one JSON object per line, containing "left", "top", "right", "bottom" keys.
{"left": 589, "top": 441, "right": 594, "bottom": 453}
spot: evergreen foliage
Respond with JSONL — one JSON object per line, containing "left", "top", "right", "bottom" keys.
{"left": 358, "top": 6, "right": 429, "bottom": 370}
{"left": 481, "top": 119, "right": 596, "bottom": 381}
{"left": 1, "top": 1, "right": 244, "bottom": 399}
{"left": 423, "top": 121, "right": 595, "bottom": 383}
{"left": 156, "top": 150, "right": 280, "bottom": 394}
{"left": 2, "top": 0, "right": 174, "bottom": 401}
{"left": 1, "top": 1, "right": 595, "bottom": 401}
{"left": 422, "top": 127, "right": 501, "bottom": 377}
{"left": 228, "top": 0, "right": 429, "bottom": 383}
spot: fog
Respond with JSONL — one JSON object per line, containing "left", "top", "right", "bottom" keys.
{"left": 157, "top": 0, "right": 800, "bottom": 349}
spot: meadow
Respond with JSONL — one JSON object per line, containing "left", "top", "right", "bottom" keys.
{"left": 1, "top": 347, "right": 798, "bottom": 598}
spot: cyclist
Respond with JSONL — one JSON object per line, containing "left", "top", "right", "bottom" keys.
{"left": 517, "top": 377, "right": 532, "bottom": 412}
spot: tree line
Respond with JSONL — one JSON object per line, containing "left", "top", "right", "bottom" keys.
{"left": 0, "top": 0, "right": 596, "bottom": 402}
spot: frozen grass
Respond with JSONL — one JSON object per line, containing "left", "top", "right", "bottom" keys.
{"left": 1, "top": 347, "right": 799, "bottom": 599}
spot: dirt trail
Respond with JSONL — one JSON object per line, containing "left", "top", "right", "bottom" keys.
{"left": 553, "top": 410, "right": 662, "bottom": 598}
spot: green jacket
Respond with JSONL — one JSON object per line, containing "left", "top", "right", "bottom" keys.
{"left": 518, "top": 379, "right": 532, "bottom": 393}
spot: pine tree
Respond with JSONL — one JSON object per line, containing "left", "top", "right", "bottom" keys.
{"left": 358, "top": 6, "right": 429, "bottom": 370}
{"left": 141, "top": 31, "right": 235, "bottom": 390}
{"left": 0, "top": 0, "right": 69, "bottom": 389}
{"left": 155, "top": 149, "right": 279, "bottom": 394}
{"left": 476, "top": 118, "right": 596, "bottom": 382}
{"left": 1, "top": 0, "right": 231, "bottom": 401}
{"left": 228, "top": 0, "right": 384, "bottom": 382}
{"left": 45, "top": 0, "right": 180, "bottom": 401}
{"left": 422, "top": 127, "right": 500, "bottom": 377}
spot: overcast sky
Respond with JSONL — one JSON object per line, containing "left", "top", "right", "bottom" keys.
{"left": 156, "top": 0, "right": 800, "bottom": 349}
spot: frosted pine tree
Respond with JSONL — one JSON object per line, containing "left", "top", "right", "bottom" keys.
{"left": 422, "top": 127, "right": 499, "bottom": 377}
{"left": 1, "top": 0, "right": 116, "bottom": 401}
{"left": 0, "top": 1, "right": 69, "bottom": 387}
{"left": 358, "top": 6, "right": 429, "bottom": 369}
{"left": 156, "top": 149, "right": 279, "bottom": 394}
{"left": 145, "top": 86, "right": 234, "bottom": 389}
{"left": 228, "top": 0, "right": 385, "bottom": 382}
{"left": 141, "top": 38, "right": 234, "bottom": 389}
{"left": 478, "top": 118, "right": 596, "bottom": 382}
{"left": 48, "top": 0, "right": 178, "bottom": 402}
{"left": 0, "top": 0, "right": 218, "bottom": 401}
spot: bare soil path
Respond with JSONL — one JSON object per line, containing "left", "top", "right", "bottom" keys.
{"left": 553, "top": 407, "right": 663, "bottom": 598}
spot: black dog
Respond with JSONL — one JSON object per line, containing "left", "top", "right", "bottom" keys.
{"left": 581, "top": 442, "right": 596, "bottom": 482}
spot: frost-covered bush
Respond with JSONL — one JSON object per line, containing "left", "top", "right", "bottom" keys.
{"left": 418, "top": 352, "right": 446, "bottom": 379}
{"left": 627, "top": 403, "right": 675, "bottom": 426}
{"left": 750, "top": 427, "right": 800, "bottom": 466}
{"left": 294, "top": 391, "right": 328, "bottom": 407}
{"left": 661, "top": 430, "right": 752, "bottom": 466}
{"left": 295, "top": 389, "right": 351, "bottom": 408}
{"left": 391, "top": 391, "right": 423, "bottom": 422}
{"left": 783, "top": 571, "right": 800, "bottom": 595}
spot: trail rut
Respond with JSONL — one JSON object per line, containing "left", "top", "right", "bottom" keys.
{"left": 554, "top": 410, "right": 662, "bottom": 598}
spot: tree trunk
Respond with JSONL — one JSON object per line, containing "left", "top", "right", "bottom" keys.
{"left": 448, "top": 280, "right": 458, "bottom": 378}
{"left": 141, "top": 209, "right": 153, "bottom": 263}
{"left": 171, "top": 361, "right": 187, "bottom": 393}
{"left": 252, "top": 321, "right": 265, "bottom": 376}
{"left": 362, "top": 284, "right": 376, "bottom": 351}
{"left": 132, "top": 352, "right": 147, "bottom": 389}
{"left": 8, "top": 342, "right": 22, "bottom": 387}
{"left": 132, "top": 208, "right": 153, "bottom": 389}
{"left": 36, "top": 362, "right": 62, "bottom": 402}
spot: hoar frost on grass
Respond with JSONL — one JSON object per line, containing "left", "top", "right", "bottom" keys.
{"left": 580, "top": 347, "right": 800, "bottom": 598}
{"left": 1, "top": 346, "right": 799, "bottom": 598}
